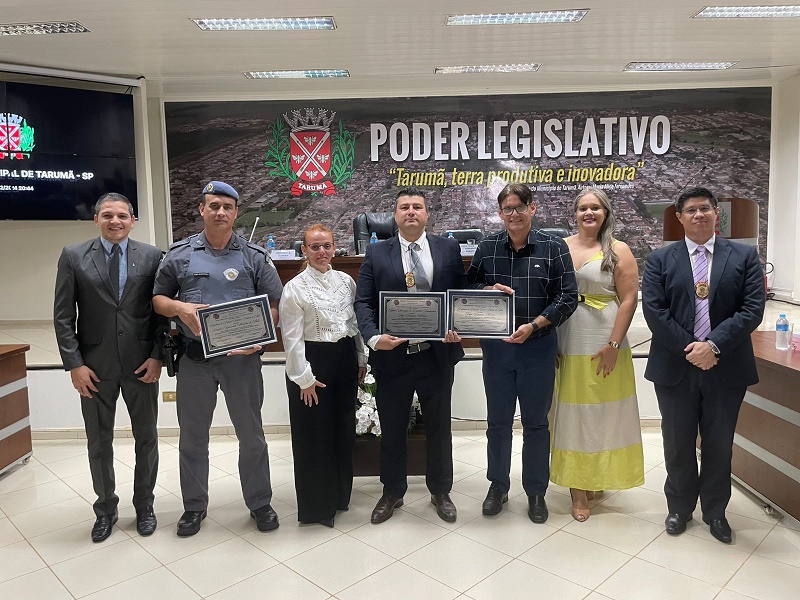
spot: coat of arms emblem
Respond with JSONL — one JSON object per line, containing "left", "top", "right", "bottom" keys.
{"left": 0, "top": 113, "right": 35, "bottom": 160}
{"left": 264, "top": 107, "right": 355, "bottom": 196}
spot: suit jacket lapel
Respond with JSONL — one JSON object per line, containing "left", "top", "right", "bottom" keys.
{"left": 91, "top": 238, "right": 116, "bottom": 299}
{"left": 120, "top": 241, "right": 139, "bottom": 303}
{"left": 672, "top": 242, "right": 695, "bottom": 300}
{"left": 429, "top": 234, "right": 443, "bottom": 289}
{"left": 388, "top": 237, "right": 406, "bottom": 288}
{"left": 709, "top": 238, "right": 731, "bottom": 305}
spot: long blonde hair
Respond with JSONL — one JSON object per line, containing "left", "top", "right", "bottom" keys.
{"left": 574, "top": 187, "right": 618, "bottom": 273}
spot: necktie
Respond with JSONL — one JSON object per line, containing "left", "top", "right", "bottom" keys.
{"left": 693, "top": 247, "right": 711, "bottom": 341}
{"left": 408, "top": 243, "right": 430, "bottom": 292}
{"left": 109, "top": 244, "right": 121, "bottom": 301}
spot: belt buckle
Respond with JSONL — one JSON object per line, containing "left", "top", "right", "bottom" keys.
{"left": 407, "top": 343, "right": 421, "bottom": 354}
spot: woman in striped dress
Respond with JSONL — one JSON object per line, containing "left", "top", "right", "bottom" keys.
{"left": 550, "top": 187, "right": 644, "bottom": 521}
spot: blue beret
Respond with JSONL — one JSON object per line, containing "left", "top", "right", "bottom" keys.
{"left": 202, "top": 181, "right": 239, "bottom": 203}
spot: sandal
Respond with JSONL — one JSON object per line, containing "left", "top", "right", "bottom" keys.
{"left": 570, "top": 488, "right": 590, "bottom": 522}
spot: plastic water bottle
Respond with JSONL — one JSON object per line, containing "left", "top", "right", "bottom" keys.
{"left": 447, "top": 231, "right": 454, "bottom": 239}
{"left": 370, "top": 232, "right": 378, "bottom": 244}
{"left": 266, "top": 235, "right": 276, "bottom": 256}
{"left": 776, "top": 314, "right": 791, "bottom": 350}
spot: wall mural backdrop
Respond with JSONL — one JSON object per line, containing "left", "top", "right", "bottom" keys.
{"left": 165, "top": 87, "right": 771, "bottom": 269}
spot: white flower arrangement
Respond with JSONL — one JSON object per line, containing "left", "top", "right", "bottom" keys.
{"left": 355, "top": 363, "right": 421, "bottom": 437}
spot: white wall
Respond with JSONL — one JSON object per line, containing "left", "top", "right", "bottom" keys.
{"left": 26, "top": 356, "right": 661, "bottom": 431}
{"left": 767, "top": 74, "right": 800, "bottom": 300}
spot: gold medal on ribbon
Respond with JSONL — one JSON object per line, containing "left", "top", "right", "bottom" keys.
{"left": 405, "top": 272, "right": 415, "bottom": 288}
{"left": 695, "top": 281, "right": 709, "bottom": 299}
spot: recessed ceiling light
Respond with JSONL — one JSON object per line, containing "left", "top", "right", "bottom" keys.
{"left": 435, "top": 64, "right": 541, "bottom": 74}
{"left": 244, "top": 69, "right": 350, "bottom": 79}
{"left": 0, "top": 21, "right": 89, "bottom": 36}
{"left": 624, "top": 61, "right": 739, "bottom": 71}
{"left": 192, "top": 17, "right": 335, "bottom": 31}
{"left": 693, "top": 5, "right": 800, "bottom": 18}
{"left": 446, "top": 11, "right": 588, "bottom": 25}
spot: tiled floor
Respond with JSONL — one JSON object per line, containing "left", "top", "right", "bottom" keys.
{"left": 1, "top": 431, "right": 799, "bottom": 599}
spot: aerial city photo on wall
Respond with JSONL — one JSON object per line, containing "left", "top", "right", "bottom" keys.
{"left": 165, "top": 87, "right": 771, "bottom": 269}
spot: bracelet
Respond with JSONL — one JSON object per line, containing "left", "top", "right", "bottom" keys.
{"left": 607, "top": 340, "right": 620, "bottom": 349}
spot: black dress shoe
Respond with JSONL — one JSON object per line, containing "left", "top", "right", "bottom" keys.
{"left": 706, "top": 517, "right": 732, "bottom": 543}
{"left": 482, "top": 484, "right": 508, "bottom": 516}
{"left": 177, "top": 510, "right": 207, "bottom": 537}
{"left": 431, "top": 493, "right": 457, "bottom": 523}
{"left": 528, "top": 495, "right": 548, "bottom": 524}
{"left": 251, "top": 504, "right": 280, "bottom": 532}
{"left": 370, "top": 494, "right": 403, "bottom": 524}
{"left": 91, "top": 512, "right": 118, "bottom": 543}
{"left": 136, "top": 506, "right": 157, "bottom": 536}
{"left": 665, "top": 512, "right": 693, "bottom": 535}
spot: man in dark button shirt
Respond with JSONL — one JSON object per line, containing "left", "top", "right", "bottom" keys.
{"left": 467, "top": 183, "right": 578, "bottom": 524}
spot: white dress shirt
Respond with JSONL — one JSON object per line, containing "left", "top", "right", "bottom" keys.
{"left": 367, "top": 231, "right": 434, "bottom": 350}
{"left": 279, "top": 265, "right": 367, "bottom": 389}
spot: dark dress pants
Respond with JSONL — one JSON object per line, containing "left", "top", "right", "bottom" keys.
{"left": 286, "top": 337, "right": 358, "bottom": 523}
{"left": 374, "top": 348, "right": 454, "bottom": 498}
{"left": 80, "top": 371, "right": 159, "bottom": 517}
{"left": 656, "top": 367, "right": 745, "bottom": 520}
{"left": 481, "top": 333, "right": 557, "bottom": 496}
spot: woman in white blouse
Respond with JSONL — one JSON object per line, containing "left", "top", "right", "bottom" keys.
{"left": 279, "top": 224, "right": 367, "bottom": 527}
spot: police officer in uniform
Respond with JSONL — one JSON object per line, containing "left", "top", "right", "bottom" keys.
{"left": 153, "top": 181, "right": 283, "bottom": 537}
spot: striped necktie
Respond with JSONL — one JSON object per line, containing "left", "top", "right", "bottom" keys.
{"left": 408, "top": 243, "right": 430, "bottom": 292}
{"left": 693, "top": 247, "right": 711, "bottom": 341}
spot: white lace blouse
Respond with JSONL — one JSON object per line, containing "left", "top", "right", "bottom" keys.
{"left": 279, "top": 265, "right": 367, "bottom": 388}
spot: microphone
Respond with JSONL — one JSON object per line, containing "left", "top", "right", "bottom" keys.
{"left": 674, "top": 165, "right": 707, "bottom": 201}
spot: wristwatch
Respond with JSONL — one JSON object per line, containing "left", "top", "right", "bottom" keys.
{"left": 607, "top": 340, "right": 620, "bottom": 349}
{"left": 707, "top": 339, "right": 721, "bottom": 356}
{"left": 530, "top": 321, "right": 540, "bottom": 332}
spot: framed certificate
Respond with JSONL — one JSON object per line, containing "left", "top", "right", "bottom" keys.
{"left": 379, "top": 291, "right": 447, "bottom": 339}
{"left": 447, "top": 289, "right": 514, "bottom": 338}
{"left": 197, "top": 294, "right": 277, "bottom": 358}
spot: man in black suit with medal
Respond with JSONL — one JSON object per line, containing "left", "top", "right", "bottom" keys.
{"left": 355, "top": 188, "right": 466, "bottom": 524}
{"left": 642, "top": 187, "right": 765, "bottom": 543}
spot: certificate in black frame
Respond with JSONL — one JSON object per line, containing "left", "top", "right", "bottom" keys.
{"left": 379, "top": 291, "right": 447, "bottom": 339}
{"left": 197, "top": 294, "right": 277, "bottom": 358}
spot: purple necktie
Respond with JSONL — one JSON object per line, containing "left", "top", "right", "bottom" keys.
{"left": 693, "top": 247, "right": 711, "bottom": 341}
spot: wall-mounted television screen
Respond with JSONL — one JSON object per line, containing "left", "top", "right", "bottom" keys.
{"left": 0, "top": 81, "right": 137, "bottom": 220}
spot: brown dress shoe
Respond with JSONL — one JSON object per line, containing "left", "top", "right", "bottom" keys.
{"left": 431, "top": 493, "right": 457, "bottom": 522}
{"left": 370, "top": 494, "right": 403, "bottom": 524}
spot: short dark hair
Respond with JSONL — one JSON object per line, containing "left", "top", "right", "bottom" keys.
{"left": 395, "top": 188, "right": 427, "bottom": 209}
{"left": 675, "top": 187, "right": 717, "bottom": 212}
{"left": 497, "top": 183, "right": 533, "bottom": 207}
{"left": 95, "top": 193, "right": 134, "bottom": 216}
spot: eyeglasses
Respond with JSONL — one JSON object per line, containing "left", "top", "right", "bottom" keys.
{"left": 500, "top": 205, "right": 530, "bottom": 216}
{"left": 306, "top": 243, "right": 333, "bottom": 252}
{"left": 680, "top": 205, "right": 715, "bottom": 216}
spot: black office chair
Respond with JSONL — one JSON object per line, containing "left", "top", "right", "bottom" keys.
{"left": 539, "top": 227, "right": 571, "bottom": 239}
{"left": 446, "top": 229, "right": 484, "bottom": 244}
{"left": 352, "top": 212, "right": 399, "bottom": 253}
{"left": 292, "top": 240, "right": 303, "bottom": 257}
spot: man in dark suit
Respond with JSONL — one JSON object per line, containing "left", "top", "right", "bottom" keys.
{"left": 54, "top": 193, "right": 167, "bottom": 542}
{"left": 642, "top": 187, "right": 765, "bottom": 544}
{"left": 355, "top": 188, "right": 466, "bottom": 524}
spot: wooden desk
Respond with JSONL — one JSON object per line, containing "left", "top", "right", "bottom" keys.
{"left": 0, "top": 344, "right": 32, "bottom": 475}
{"left": 733, "top": 331, "right": 800, "bottom": 521}
{"left": 270, "top": 256, "right": 478, "bottom": 352}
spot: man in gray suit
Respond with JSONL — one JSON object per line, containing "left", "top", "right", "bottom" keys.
{"left": 54, "top": 193, "right": 167, "bottom": 542}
